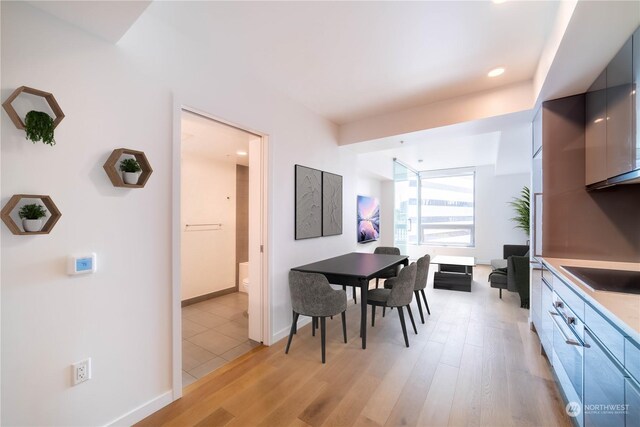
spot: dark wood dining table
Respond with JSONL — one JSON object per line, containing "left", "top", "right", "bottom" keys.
{"left": 291, "top": 252, "right": 409, "bottom": 349}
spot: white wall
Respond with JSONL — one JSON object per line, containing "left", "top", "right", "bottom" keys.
{"left": 394, "top": 166, "right": 530, "bottom": 263}
{"left": 181, "top": 154, "right": 236, "bottom": 300}
{"left": 379, "top": 180, "right": 395, "bottom": 247}
{"left": 0, "top": 2, "right": 360, "bottom": 425}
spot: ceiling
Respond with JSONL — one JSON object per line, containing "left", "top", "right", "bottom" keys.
{"left": 25, "top": 0, "right": 638, "bottom": 178}
{"left": 352, "top": 110, "right": 532, "bottom": 180}
{"left": 147, "top": 1, "right": 559, "bottom": 125}
{"left": 181, "top": 111, "right": 254, "bottom": 167}
{"left": 27, "top": 1, "right": 151, "bottom": 43}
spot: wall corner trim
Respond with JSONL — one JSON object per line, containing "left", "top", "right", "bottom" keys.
{"left": 105, "top": 390, "right": 173, "bottom": 426}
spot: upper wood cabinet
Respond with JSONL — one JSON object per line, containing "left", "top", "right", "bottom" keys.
{"left": 585, "top": 29, "right": 640, "bottom": 189}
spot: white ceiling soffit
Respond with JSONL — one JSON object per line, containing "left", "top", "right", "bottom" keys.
{"left": 350, "top": 109, "right": 532, "bottom": 180}
{"left": 26, "top": 1, "right": 151, "bottom": 43}
{"left": 344, "top": 109, "right": 532, "bottom": 155}
{"left": 357, "top": 131, "right": 502, "bottom": 180}
{"left": 181, "top": 110, "right": 254, "bottom": 167}
{"left": 146, "top": 1, "right": 558, "bottom": 125}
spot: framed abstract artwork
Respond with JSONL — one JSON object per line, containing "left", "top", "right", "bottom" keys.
{"left": 322, "top": 172, "right": 343, "bottom": 236}
{"left": 295, "top": 165, "right": 322, "bottom": 239}
{"left": 357, "top": 195, "right": 380, "bottom": 243}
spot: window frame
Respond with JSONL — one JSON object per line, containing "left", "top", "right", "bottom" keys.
{"left": 417, "top": 167, "right": 476, "bottom": 248}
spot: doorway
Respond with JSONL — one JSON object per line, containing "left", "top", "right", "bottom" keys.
{"left": 172, "top": 107, "right": 269, "bottom": 395}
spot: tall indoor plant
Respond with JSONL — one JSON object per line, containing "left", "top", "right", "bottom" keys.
{"left": 509, "top": 186, "right": 530, "bottom": 237}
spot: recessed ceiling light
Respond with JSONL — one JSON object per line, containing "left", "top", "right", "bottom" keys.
{"left": 594, "top": 118, "right": 604, "bottom": 124}
{"left": 237, "top": 150, "right": 247, "bottom": 156}
{"left": 418, "top": 159, "right": 424, "bottom": 163}
{"left": 488, "top": 67, "right": 505, "bottom": 78}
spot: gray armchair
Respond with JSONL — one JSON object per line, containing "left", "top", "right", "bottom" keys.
{"left": 286, "top": 271, "right": 347, "bottom": 363}
{"left": 489, "top": 245, "right": 530, "bottom": 308}
{"left": 373, "top": 246, "right": 401, "bottom": 288}
{"left": 385, "top": 253, "right": 431, "bottom": 323}
{"left": 367, "top": 263, "right": 417, "bottom": 347}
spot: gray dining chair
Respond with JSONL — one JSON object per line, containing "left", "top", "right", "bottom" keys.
{"left": 367, "top": 262, "right": 417, "bottom": 347}
{"left": 373, "top": 246, "right": 401, "bottom": 288}
{"left": 285, "top": 271, "right": 348, "bottom": 363}
{"left": 386, "top": 253, "right": 431, "bottom": 323}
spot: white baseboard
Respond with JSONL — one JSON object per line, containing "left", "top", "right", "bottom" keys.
{"left": 106, "top": 390, "right": 173, "bottom": 427}
{"left": 273, "top": 316, "right": 311, "bottom": 343}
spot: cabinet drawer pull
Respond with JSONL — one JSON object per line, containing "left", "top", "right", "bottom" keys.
{"left": 549, "top": 311, "right": 589, "bottom": 348}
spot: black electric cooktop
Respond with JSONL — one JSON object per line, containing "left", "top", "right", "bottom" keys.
{"left": 562, "top": 266, "right": 640, "bottom": 295}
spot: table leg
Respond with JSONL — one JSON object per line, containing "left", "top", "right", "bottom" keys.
{"left": 360, "top": 278, "right": 368, "bottom": 349}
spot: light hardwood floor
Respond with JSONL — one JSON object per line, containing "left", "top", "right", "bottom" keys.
{"left": 139, "top": 266, "right": 571, "bottom": 427}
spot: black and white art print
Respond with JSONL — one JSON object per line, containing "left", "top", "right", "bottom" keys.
{"left": 322, "top": 172, "right": 343, "bottom": 236}
{"left": 295, "top": 165, "right": 322, "bottom": 239}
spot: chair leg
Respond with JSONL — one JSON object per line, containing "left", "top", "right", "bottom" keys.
{"left": 353, "top": 287, "right": 357, "bottom": 304}
{"left": 421, "top": 289, "right": 431, "bottom": 315}
{"left": 341, "top": 311, "right": 347, "bottom": 343}
{"left": 293, "top": 310, "right": 298, "bottom": 334}
{"left": 499, "top": 288, "right": 502, "bottom": 299}
{"left": 406, "top": 304, "right": 418, "bottom": 335}
{"left": 320, "top": 317, "right": 326, "bottom": 363}
{"left": 415, "top": 290, "right": 425, "bottom": 324}
{"left": 371, "top": 304, "right": 376, "bottom": 327}
{"left": 382, "top": 306, "right": 386, "bottom": 317}
{"left": 312, "top": 317, "right": 317, "bottom": 336}
{"left": 397, "top": 306, "right": 410, "bottom": 348}
{"left": 285, "top": 312, "right": 300, "bottom": 354}
{"left": 375, "top": 278, "right": 379, "bottom": 288}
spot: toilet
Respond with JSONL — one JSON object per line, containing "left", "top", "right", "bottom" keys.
{"left": 239, "top": 262, "right": 249, "bottom": 294}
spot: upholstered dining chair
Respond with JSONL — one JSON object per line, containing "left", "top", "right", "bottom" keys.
{"left": 286, "top": 271, "right": 348, "bottom": 363}
{"left": 373, "top": 246, "right": 401, "bottom": 288}
{"left": 386, "top": 253, "right": 431, "bottom": 323}
{"left": 367, "top": 262, "right": 417, "bottom": 347}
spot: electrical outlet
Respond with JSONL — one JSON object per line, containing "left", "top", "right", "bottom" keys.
{"left": 72, "top": 358, "right": 91, "bottom": 385}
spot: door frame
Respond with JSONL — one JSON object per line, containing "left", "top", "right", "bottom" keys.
{"left": 171, "top": 101, "right": 270, "bottom": 399}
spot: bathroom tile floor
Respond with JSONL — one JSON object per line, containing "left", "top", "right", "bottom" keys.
{"left": 181, "top": 292, "right": 259, "bottom": 387}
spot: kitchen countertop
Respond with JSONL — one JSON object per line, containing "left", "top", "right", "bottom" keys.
{"left": 542, "top": 257, "right": 640, "bottom": 338}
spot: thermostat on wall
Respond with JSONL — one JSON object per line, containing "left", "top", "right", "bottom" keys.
{"left": 68, "top": 253, "right": 97, "bottom": 275}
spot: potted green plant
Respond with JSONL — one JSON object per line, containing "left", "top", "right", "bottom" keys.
{"left": 24, "top": 111, "right": 56, "bottom": 146}
{"left": 18, "top": 203, "right": 47, "bottom": 232}
{"left": 509, "top": 186, "right": 530, "bottom": 237}
{"left": 120, "top": 158, "right": 142, "bottom": 185}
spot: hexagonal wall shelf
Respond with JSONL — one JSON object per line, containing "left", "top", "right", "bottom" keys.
{"left": 103, "top": 148, "right": 153, "bottom": 188}
{"left": 2, "top": 86, "right": 65, "bottom": 130}
{"left": 1, "top": 194, "right": 62, "bottom": 235}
